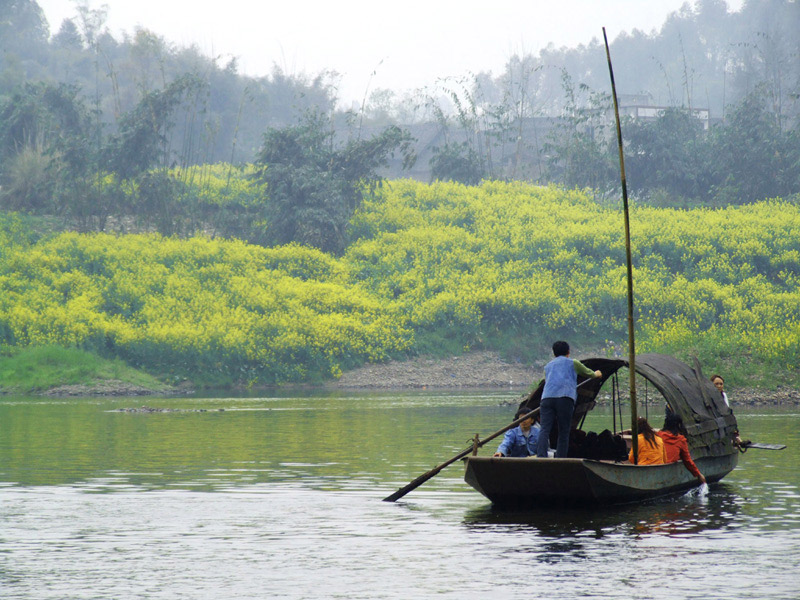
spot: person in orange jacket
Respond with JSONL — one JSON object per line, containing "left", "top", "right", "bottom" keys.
{"left": 628, "top": 417, "right": 667, "bottom": 464}
{"left": 657, "top": 412, "right": 706, "bottom": 484}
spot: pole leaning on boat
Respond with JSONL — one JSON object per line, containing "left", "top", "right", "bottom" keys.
{"left": 383, "top": 407, "right": 542, "bottom": 502}
{"left": 385, "top": 377, "right": 597, "bottom": 502}
{"left": 603, "top": 27, "right": 639, "bottom": 464}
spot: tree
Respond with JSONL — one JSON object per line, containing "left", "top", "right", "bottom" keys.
{"left": 624, "top": 107, "right": 715, "bottom": 203}
{"left": 254, "top": 111, "right": 415, "bottom": 254}
{"left": 0, "top": 82, "right": 95, "bottom": 214}
{"left": 103, "top": 74, "right": 204, "bottom": 180}
{"left": 0, "top": 0, "right": 49, "bottom": 61}
{"left": 423, "top": 76, "right": 493, "bottom": 180}
{"left": 98, "top": 74, "right": 208, "bottom": 233}
{"left": 429, "top": 142, "right": 485, "bottom": 185}
{"left": 710, "top": 89, "right": 793, "bottom": 204}
{"left": 52, "top": 19, "right": 83, "bottom": 51}
{"left": 544, "top": 74, "right": 616, "bottom": 194}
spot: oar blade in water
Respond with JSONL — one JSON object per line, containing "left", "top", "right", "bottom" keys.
{"left": 743, "top": 442, "right": 787, "bottom": 450}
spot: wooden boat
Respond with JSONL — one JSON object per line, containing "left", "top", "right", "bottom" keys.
{"left": 463, "top": 353, "right": 740, "bottom": 507}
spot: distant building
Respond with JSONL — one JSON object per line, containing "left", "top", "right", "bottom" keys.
{"left": 617, "top": 93, "right": 710, "bottom": 130}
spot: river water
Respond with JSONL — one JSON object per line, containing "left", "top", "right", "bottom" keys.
{"left": 1, "top": 390, "right": 798, "bottom": 599}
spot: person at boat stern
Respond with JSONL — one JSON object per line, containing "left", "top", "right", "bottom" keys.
{"left": 493, "top": 407, "right": 541, "bottom": 457}
{"left": 628, "top": 417, "right": 667, "bottom": 464}
{"left": 657, "top": 412, "right": 706, "bottom": 484}
{"left": 710, "top": 374, "right": 729, "bottom": 407}
{"left": 535, "top": 341, "right": 602, "bottom": 458}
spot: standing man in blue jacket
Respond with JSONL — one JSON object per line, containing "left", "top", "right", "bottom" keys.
{"left": 536, "top": 341, "right": 602, "bottom": 458}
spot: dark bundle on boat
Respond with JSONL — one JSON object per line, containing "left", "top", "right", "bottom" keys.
{"left": 569, "top": 429, "right": 629, "bottom": 462}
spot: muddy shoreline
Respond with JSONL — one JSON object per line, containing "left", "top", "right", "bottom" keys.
{"left": 37, "top": 380, "right": 183, "bottom": 397}
{"left": 331, "top": 351, "right": 545, "bottom": 391}
{"left": 27, "top": 351, "right": 800, "bottom": 405}
{"left": 331, "top": 351, "right": 800, "bottom": 407}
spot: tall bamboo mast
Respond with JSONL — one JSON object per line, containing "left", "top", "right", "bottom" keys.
{"left": 603, "top": 27, "right": 639, "bottom": 463}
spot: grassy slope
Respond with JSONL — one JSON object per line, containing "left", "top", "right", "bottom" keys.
{"left": 0, "top": 346, "right": 169, "bottom": 394}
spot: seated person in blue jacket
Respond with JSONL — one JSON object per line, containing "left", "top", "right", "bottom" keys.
{"left": 493, "top": 407, "right": 541, "bottom": 457}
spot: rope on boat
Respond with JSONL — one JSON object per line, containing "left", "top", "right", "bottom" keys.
{"left": 612, "top": 373, "right": 617, "bottom": 433}
{"left": 613, "top": 373, "right": 624, "bottom": 434}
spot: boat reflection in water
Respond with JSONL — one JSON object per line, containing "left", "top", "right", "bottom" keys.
{"left": 461, "top": 484, "right": 742, "bottom": 539}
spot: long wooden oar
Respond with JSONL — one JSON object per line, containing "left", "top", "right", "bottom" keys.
{"left": 382, "top": 407, "right": 541, "bottom": 502}
{"left": 382, "top": 379, "right": 596, "bottom": 502}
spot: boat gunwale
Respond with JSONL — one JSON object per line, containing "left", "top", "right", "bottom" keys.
{"left": 464, "top": 452, "right": 738, "bottom": 506}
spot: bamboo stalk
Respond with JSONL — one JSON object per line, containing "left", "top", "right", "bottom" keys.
{"left": 603, "top": 27, "right": 639, "bottom": 464}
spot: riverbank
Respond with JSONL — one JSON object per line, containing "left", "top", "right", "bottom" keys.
{"left": 331, "top": 350, "right": 800, "bottom": 406}
{"left": 38, "top": 379, "right": 182, "bottom": 397}
{"left": 19, "top": 351, "right": 538, "bottom": 397}
{"left": 12, "top": 349, "right": 800, "bottom": 405}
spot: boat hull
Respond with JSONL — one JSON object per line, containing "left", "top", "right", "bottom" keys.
{"left": 464, "top": 453, "right": 738, "bottom": 507}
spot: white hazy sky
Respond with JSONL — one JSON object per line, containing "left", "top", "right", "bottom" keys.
{"left": 37, "top": 0, "right": 744, "bottom": 106}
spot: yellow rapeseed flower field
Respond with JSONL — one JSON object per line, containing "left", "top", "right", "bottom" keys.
{"left": 2, "top": 178, "right": 799, "bottom": 383}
